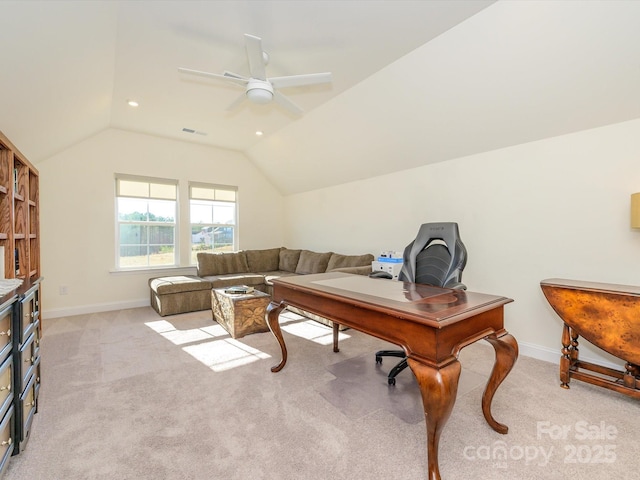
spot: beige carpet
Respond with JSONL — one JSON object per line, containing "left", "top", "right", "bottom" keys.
{"left": 4, "top": 307, "right": 637, "bottom": 479}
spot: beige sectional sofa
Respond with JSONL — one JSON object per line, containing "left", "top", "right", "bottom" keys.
{"left": 149, "top": 247, "right": 373, "bottom": 317}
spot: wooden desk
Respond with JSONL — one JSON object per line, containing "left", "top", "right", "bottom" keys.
{"left": 266, "top": 272, "right": 518, "bottom": 480}
{"left": 541, "top": 278, "right": 640, "bottom": 399}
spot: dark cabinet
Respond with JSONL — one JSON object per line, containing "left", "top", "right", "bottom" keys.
{"left": 12, "top": 281, "right": 40, "bottom": 456}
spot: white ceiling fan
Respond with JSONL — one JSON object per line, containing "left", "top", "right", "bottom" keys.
{"left": 178, "top": 33, "right": 332, "bottom": 115}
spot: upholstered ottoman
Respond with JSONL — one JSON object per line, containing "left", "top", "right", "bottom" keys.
{"left": 149, "top": 276, "right": 213, "bottom": 316}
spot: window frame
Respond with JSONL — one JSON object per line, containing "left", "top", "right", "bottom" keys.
{"left": 115, "top": 174, "right": 179, "bottom": 270}
{"left": 189, "top": 181, "right": 238, "bottom": 264}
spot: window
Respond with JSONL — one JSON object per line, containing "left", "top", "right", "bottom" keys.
{"left": 116, "top": 175, "right": 177, "bottom": 269}
{"left": 189, "top": 182, "right": 237, "bottom": 263}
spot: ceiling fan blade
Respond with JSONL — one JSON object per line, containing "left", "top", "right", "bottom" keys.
{"left": 223, "top": 70, "right": 248, "bottom": 80}
{"left": 269, "top": 72, "right": 332, "bottom": 89}
{"left": 178, "top": 67, "right": 248, "bottom": 87}
{"left": 244, "top": 34, "right": 267, "bottom": 81}
{"left": 273, "top": 91, "right": 303, "bottom": 116}
{"left": 226, "top": 92, "right": 247, "bottom": 112}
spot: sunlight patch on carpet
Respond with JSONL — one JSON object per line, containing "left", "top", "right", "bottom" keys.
{"left": 281, "top": 319, "right": 350, "bottom": 346}
{"left": 183, "top": 338, "right": 271, "bottom": 372}
{"left": 145, "top": 319, "right": 270, "bottom": 371}
{"left": 145, "top": 319, "right": 228, "bottom": 345}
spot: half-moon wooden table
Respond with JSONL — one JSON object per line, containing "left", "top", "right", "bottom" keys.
{"left": 266, "top": 272, "right": 518, "bottom": 480}
{"left": 541, "top": 278, "right": 640, "bottom": 399}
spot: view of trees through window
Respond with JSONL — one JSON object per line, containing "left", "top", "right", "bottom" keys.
{"left": 116, "top": 175, "right": 177, "bottom": 268}
{"left": 190, "top": 183, "right": 237, "bottom": 263}
{"left": 115, "top": 176, "right": 238, "bottom": 269}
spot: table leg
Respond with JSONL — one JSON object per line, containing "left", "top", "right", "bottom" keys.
{"left": 408, "top": 357, "right": 461, "bottom": 480}
{"left": 623, "top": 363, "right": 639, "bottom": 389}
{"left": 332, "top": 322, "right": 339, "bottom": 353}
{"left": 266, "top": 302, "right": 288, "bottom": 372}
{"left": 482, "top": 332, "right": 518, "bottom": 434}
{"left": 560, "top": 324, "right": 571, "bottom": 388}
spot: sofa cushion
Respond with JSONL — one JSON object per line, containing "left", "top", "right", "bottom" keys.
{"left": 326, "top": 253, "right": 374, "bottom": 271}
{"left": 295, "top": 250, "right": 333, "bottom": 274}
{"left": 197, "top": 251, "right": 249, "bottom": 277}
{"left": 201, "top": 273, "right": 266, "bottom": 289}
{"left": 246, "top": 248, "right": 282, "bottom": 272}
{"left": 279, "top": 248, "right": 301, "bottom": 272}
{"left": 149, "top": 276, "right": 213, "bottom": 295}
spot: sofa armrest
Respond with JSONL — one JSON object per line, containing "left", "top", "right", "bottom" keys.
{"left": 329, "top": 265, "right": 372, "bottom": 276}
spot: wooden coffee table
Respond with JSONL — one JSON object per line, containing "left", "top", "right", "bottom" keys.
{"left": 211, "top": 288, "right": 271, "bottom": 339}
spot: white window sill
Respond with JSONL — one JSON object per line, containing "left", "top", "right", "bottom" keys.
{"left": 109, "top": 265, "right": 198, "bottom": 276}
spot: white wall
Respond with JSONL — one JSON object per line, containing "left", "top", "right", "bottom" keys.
{"left": 284, "top": 118, "right": 640, "bottom": 365}
{"left": 39, "top": 128, "right": 284, "bottom": 317}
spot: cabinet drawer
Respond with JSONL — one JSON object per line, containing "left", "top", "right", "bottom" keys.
{"left": 0, "top": 303, "right": 12, "bottom": 362}
{"left": 18, "top": 286, "right": 39, "bottom": 345}
{"left": 0, "top": 405, "right": 15, "bottom": 476}
{"left": 19, "top": 374, "right": 37, "bottom": 447}
{"left": 0, "top": 357, "right": 12, "bottom": 420}
{"left": 19, "top": 332, "right": 39, "bottom": 391}
{"left": 33, "top": 360, "right": 41, "bottom": 414}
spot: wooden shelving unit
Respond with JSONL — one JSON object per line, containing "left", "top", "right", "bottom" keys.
{"left": 0, "top": 131, "right": 41, "bottom": 476}
{"left": 0, "top": 131, "right": 39, "bottom": 281}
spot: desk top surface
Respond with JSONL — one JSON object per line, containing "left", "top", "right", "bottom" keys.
{"left": 272, "top": 272, "right": 512, "bottom": 326}
{"left": 541, "top": 278, "right": 640, "bottom": 296}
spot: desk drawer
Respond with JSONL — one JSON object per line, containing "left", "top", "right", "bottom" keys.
{"left": 0, "top": 405, "right": 15, "bottom": 476}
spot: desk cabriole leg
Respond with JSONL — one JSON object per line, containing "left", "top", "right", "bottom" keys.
{"left": 408, "top": 357, "right": 461, "bottom": 480}
{"left": 482, "top": 333, "right": 518, "bottom": 434}
{"left": 266, "top": 302, "right": 287, "bottom": 372}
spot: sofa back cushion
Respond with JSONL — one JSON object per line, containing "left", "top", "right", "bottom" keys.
{"left": 246, "top": 248, "right": 282, "bottom": 272}
{"left": 278, "top": 248, "right": 301, "bottom": 273}
{"left": 326, "top": 253, "right": 374, "bottom": 271}
{"left": 197, "top": 251, "right": 249, "bottom": 277}
{"left": 295, "top": 250, "right": 333, "bottom": 274}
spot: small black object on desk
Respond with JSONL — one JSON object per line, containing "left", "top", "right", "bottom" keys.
{"left": 369, "top": 271, "right": 393, "bottom": 279}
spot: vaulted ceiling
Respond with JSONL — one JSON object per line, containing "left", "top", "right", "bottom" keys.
{"left": 1, "top": 1, "right": 639, "bottom": 194}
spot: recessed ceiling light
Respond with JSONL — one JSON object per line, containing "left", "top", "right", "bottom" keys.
{"left": 255, "top": 131, "right": 263, "bottom": 136}
{"left": 127, "top": 100, "right": 139, "bottom": 107}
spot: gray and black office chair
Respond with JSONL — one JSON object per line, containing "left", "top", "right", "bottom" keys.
{"left": 375, "top": 222, "right": 468, "bottom": 385}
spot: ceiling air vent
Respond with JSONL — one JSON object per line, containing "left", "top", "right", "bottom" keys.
{"left": 182, "top": 128, "right": 207, "bottom": 136}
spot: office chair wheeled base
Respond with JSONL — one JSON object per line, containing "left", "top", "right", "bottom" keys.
{"left": 375, "top": 349, "right": 409, "bottom": 385}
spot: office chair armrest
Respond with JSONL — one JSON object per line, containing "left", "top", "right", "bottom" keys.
{"left": 449, "top": 282, "right": 467, "bottom": 290}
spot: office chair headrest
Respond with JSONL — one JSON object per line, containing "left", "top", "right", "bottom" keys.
{"left": 398, "top": 222, "right": 467, "bottom": 287}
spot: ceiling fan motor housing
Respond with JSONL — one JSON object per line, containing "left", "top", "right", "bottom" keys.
{"left": 246, "top": 79, "right": 274, "bottom": 104}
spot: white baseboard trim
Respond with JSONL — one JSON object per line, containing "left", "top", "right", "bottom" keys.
{"left": 44, "top": 298, "right": 150, "bottom": 319}
{"left": 517, "top": 340, "right": 623, "bottom": 371}
{"left": 517, "top": 341, "right": 561, "bottom": 364}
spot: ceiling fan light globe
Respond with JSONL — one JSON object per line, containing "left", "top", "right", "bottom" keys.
{"left": 246, "top": 87, "right": 273, "bottom": 104}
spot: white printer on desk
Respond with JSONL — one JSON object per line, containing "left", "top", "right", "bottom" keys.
{"left": 371, "top": 251, "right": 403, "bottom": 280}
